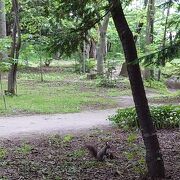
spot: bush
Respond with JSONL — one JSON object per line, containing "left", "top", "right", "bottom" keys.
{"left": 109, "top": 105, "right": 180, "bottom": 129}
{"left": 74, "top": 58, "right": 96, "bottom": 73}
{"left": 97, "top": 76, "right": 117, "bottom": 88}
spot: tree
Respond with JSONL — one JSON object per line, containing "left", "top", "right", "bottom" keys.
{"left": 109, "top": 0, "right": 165, "bottom": 178}
{"left": 7, "top": 0, "right": 21, "bottom": 95}
{"left": 120, "top": 1, "right": 148, "bottom": 77}
{"left": 143, "top": 0, "right": 155, "bottom": 80}
{"left": 0, "top": 0, "right": 7, "bottom": 61}
{"left": 97, "top": 12, "right": 110, "bottom": 75}
{"left": 0, "top": 0, "right": 6, "bottom": 38}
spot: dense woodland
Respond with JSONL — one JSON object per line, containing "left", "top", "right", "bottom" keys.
{"left": 0, "top": 0, "right": 180, "bottom": 179}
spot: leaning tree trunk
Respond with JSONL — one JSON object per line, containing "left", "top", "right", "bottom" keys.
{"left": 7, "top": 0, "right": 21, "bottom": 95}
{"left": 97, "top": 12, "right": 110, "bottom": 75}
{"left": 109, "top": 0, "right": 165, "bottom": 178}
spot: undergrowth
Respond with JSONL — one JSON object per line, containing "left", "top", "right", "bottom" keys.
{"left": 109, "top": 105, "right": 180, "bottom": 129}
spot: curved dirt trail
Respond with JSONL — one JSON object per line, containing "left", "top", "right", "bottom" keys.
{"left": 0, "top": 91, "right": 175, "bottom": 138}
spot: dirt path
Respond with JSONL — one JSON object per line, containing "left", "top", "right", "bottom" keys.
{"left": 0, "top": 91, "right": 178, "bottom": 138}
{"left": 0, "top": 109, "right": 117, "bottom": 138}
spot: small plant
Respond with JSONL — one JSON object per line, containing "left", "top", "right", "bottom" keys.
{"left": 74, "top": 58, "right": 96, "bottom": 73}
{"left": 86, "top": 58, "right": 96, "bottom": 73}
{"left": 144, "top": 79, "right": 167, "bottom": 93}
{"left": 17, "top": 143, "right": 32, "bottom": 155}
{"left": 63, "top": 134, "right": 74, "bottom": 143}
{"left": 109, "top": 105, "right": 180, "bottom": 129}
{"left": 48, "top": 135, "right": 62, "bottom": 147}
{"left": 68, "top": 149, "right": 86, "bottom": 158}
{"left": 0, "top": 148, "right": 7, "bottom": 159}
{"left": 97, "top": 76, "right": 117, "bottom": 88}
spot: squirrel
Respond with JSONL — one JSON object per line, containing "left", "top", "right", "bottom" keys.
{"left": 85, "top": 142, "right": 111, "bottom": 161}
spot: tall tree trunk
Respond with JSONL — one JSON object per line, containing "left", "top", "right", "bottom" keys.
{"left": 161, "top": 1, "right": 171, "bottom": 65}
{"left": 109, "top": 0, "right": 165, "bottom": 178}
{"left": 97, "top": 12, "right": 110, "bottom": 75}
{"left": 7, "top": 0, "right": 21, "bottom": 95}
{"left": 143, "top": 0, "right": 155, "bottom": 80}
{"left": 0, "top": 0, "right": 6, "bottom": 38}
{"left": 157, "top": 1, "right": 171, "bottom": 81}
{"left": 120, "top": 2, "right": 147, "bottom": 77}
{"left": 0, "top": 0, "right": 7, "bottom": 61}
{"left": 89, "top": 38, "right": 97, "bottom": 58}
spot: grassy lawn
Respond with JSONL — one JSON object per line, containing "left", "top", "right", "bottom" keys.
{"left": 0, "top": 68, "right": 179, "bottom": 115}
{"left": 0, "top": 71, "right": 119, "bottom": 115}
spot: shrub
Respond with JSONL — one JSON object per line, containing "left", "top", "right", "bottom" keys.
{"left": 109, "top": 105, "right": 180, "bottom": 129}
{"left": 74, "top": 58, "right": 96, "bottom": 73}
{"left": 97, "top": 76, "right": 117, "bottom": 88}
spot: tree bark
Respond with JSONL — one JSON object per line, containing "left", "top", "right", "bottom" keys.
{"left": 7, "top": 0, "right": 21, "bottom": 95}
{"left": 143, "top": 0, "right": 155, "bottom": 80}
{"left": 157, "top": 2, "right": 171, "bottom": 81}
{"left": 89, "top": 38, "right": 97, "bottom": 58}
{"left": 0, "top": 0, "right": 7, "bottom": 61}
{"left": 120, "top": 4, "right": 147, "bottom": 77}
{"left": 97, "top": 12, "right": 110, "bottom": 75}
{"left": 109, "top": 0, "right": 165, "bottom": 178}
{"left": 0, "top": 0, "right": 6, "bottom": 38}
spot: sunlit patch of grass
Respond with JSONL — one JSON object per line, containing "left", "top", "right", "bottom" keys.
{"left": 18, "top": 71, "right": 81, "bottom": 82}
{"left": 0, "top": 72, "right": 117, "bottom": 115}
{"left": 107, "top": 89, "right": 131, "bottom": 97}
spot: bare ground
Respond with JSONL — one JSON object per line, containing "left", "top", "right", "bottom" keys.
{"left": 0, "top": 127, "right": 179, "bottom": 179}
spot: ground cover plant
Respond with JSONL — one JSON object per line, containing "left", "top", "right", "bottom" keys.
{"left": 109, "top": 105, "right": 180, "bottom": 130}
{"left": 0, "top": 127, "right": 179, "bottom": 179}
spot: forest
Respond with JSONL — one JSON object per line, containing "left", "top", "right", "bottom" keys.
{"left": 0, "top": 0, "right": 180, "bottom": 179}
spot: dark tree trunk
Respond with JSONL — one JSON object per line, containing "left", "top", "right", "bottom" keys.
{"left": 7, "top": 0, "right": 21, "bottom": 95}
{"left": 109, "top": 0, "right": 165, "bottom": 178}
{"left": 89, "top": 39, "right": 97, "bottom": 58}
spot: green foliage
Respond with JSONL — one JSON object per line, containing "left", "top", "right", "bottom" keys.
{"left": 144, "top": 79, "right": 168, "bottom": 92}
{"left": 74, "top": 58, "right": 96, "bottom": 73}
{"left": 17, "top": 143, "right": 32, "bottom": 155}
{"left": 63, "top": 134, "right": 74, "bottom": 143}
{"left": 0, "top": 61, "right": 11, "bottom": 72}
{"left": 109, "top": 105, "right": 180, "bottom": 129}
{"left": 86, "top": 58, "right": 96, "bottom": 73}
{"left": 68, "top": 149, "right": 86, "bottom": 158}
{"left": 0, "top": 148, "right": 7, "bottom": 159}
{"left": 139, "top": 40, "right": 180, "bottom": 67}
{"left": 96, "top": 76, "right": 117, "bottom": 88}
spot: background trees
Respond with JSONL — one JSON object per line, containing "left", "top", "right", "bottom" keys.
{"left": 0, "top": 0, "right": 179, "bottom": 178}
{"left": 0, "top": 0, "right": 6, "bottom": 38}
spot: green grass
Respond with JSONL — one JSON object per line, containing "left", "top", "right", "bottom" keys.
{"left": 1, "top": 70, "right": 179, "bottom": 116}
{"left": 107, "top": 89, "right": 131, "bottom": 97}
{"left": 18, "top": 71, "right": 81, "bottom": 82}
{"left": 0, "top": 72, "right": 117, "bottom": 115}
